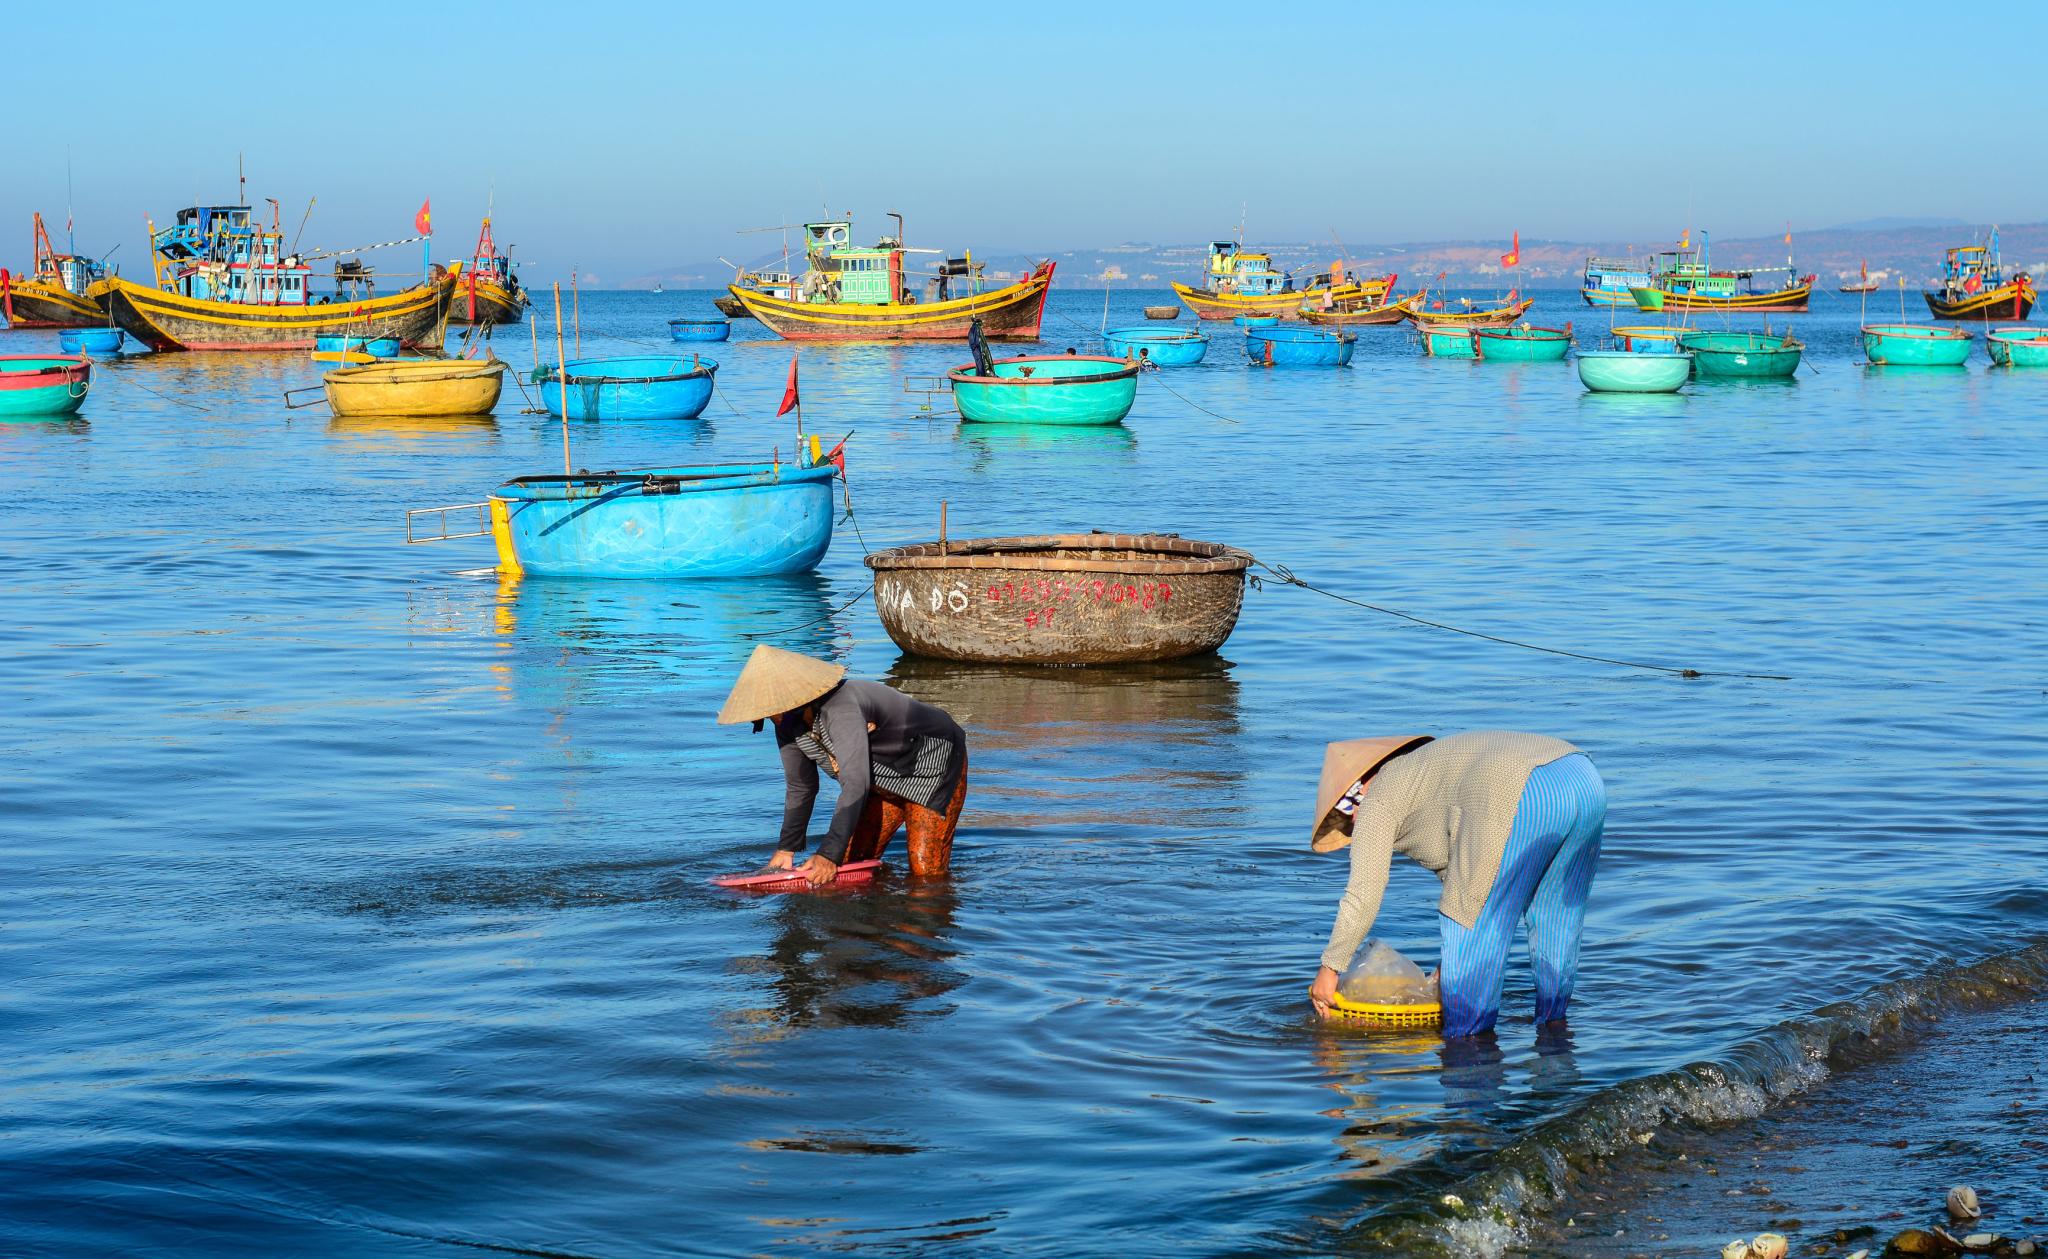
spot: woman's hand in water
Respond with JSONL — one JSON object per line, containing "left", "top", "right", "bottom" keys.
{"left": 803, "top": 855, "right": 839, "bottom": 886}
{"left": 1309, "top": 966, "right": 1340, "bottom": 1019}
{"left": 767, "top": 850, "right": 796, "bottom": 871}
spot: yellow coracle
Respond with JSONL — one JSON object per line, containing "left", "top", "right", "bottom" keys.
{"left": 1327, "top": 994, "right": 1444, "bottom": 1031}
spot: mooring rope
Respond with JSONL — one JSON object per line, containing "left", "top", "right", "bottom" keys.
{"left": 1051, "top": 305, "right": 1246, "bottom": 426}
{"left": 1253, "top": 561, "right": 1791, "bottom": 681}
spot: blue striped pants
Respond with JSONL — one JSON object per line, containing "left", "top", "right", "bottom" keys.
{"left": 1437, "top": 753, "right": 1605, "bottom": 1038}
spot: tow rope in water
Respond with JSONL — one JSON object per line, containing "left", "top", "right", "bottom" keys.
{"left": 1252, "top": 561, "right": 1790, "bottom": 681}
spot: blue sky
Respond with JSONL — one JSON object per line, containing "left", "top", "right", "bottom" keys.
{"left": 7, "top": 0, "right": 2045, "bottom": 284}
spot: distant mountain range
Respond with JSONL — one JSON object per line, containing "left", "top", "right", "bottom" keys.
{"left": 631, "top": 221, "right": 2045, "bottom": 291}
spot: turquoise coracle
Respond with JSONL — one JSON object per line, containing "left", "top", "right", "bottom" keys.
{"left": 949, "top": 355, "right": 1139, "bottom": 425}
{"left": 1100, "top": 327, "right": 1209, "bottom": 366}
{"left": 534, "top": 354, "right": 717, "bottom": 420}
{"left": 492, "top": 463, "right": 838, "bottom": 578}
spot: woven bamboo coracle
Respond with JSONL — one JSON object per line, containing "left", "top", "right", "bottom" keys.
{"left": 866, "top": 533, "right": 1252, "bottom": 665}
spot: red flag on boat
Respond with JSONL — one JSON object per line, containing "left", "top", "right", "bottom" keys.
{"left": 822, "top": 438, "right": 846, "bottom": 475}
{"left": 414, "top": 199, "right": 432, "bottom": 236}
{"left": 776, "top": 354, "right": 801, "bottom": 416}
{"left": 1964, "top": 272, "right": 1983, "bottom": 294}
{"left": 1500, "top": 231, "right": 1519, "bottom": 269}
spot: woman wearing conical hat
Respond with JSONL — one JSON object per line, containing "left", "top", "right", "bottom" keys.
{"left": 719, "top": 645, "right": 969, "bottom": 885}
{"left": 1307, "top": 732, "right": 1605, "bottom": 1038}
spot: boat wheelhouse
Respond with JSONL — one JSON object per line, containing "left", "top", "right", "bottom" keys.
{"left": 449, "top": 216, "right": 528, "bottom": 325}
{"left": 1629, "top": 242, "right": 1814, "bottom": 313}
{"left": 1171, "top": 239, "right": 1386, "bottom": 320}
{"left": 1581, "top": 256, "right": 1649, "bottom": 307}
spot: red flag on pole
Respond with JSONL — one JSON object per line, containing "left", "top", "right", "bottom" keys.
{"left": 415, "top": 199, "right": 432, "bottom": 236}
{"left": 776, "top": 354, "right": 800, "bottom": 416}
{"left": 1500, "top": 230, "right": 1520, "bottom": 269}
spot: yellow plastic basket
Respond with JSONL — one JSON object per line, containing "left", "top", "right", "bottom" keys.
{"left": 1328, "top": 994, "right": 1444, "bottom": 1030}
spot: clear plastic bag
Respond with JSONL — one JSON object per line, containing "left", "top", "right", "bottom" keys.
{"left": 1338, "top": 939, "right": 1439, "bottom": 1005}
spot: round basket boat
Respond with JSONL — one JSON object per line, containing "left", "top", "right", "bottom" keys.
{"left": 1143, "top": 305, "right": 1182, "bottom": 320}
{"left": 58, "top": 327, "right": 125, "bottom": 355}
{"left": 866, "top": 533, "right": 1253, "bottom": 665}
{"left": 667, "top": 317, "right": 731, "bottom": 342}
{"left": 1101, "top": 326, "right": 1209, "bottom": 366}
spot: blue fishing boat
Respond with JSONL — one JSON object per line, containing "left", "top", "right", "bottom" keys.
{"left": 668, "top": 317, "right": 731, "bottom": 343}
{"left": 1245, "top": 325, "right": 1354, "bottom": 367}
{"left": 58, "top": 327, "right": 125, "bottom": 355}
{"left": 1581, "top": 255, "right": 1651, "bottom": 307}
{"left": 486, "top": 461, "right": 840, "bottom": 578}
{"left": 1100, "top": 326, "right": 1209, "bottom": 366}
{"left": 534, "top": 354, "right": 717, "bottom": 420}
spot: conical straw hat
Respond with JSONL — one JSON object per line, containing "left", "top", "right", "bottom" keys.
{"left": 1310, "top": 735, "right": 1433, "bottom": 853}
{"left": 717, "top": 644, "right": 847, "bottom": 725}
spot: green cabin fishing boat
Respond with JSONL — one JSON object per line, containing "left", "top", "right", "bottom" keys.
{"left": 1417, "top": 324, "right": 1476, "bottom": 358}
{"left": 1986, "top": 326, "right": 2048, "bottom": 367}
{"left": 1577, "top": 350, "right": 1692, "bottom": 393}
{"left": 1862, "top": 323, "right": 1972, "bottom": 367}
{"left": 1678, "top": 330, "right": 1803, "bottom": 380}
{"left": 949, "top": 354, "right": 1139, "bottom": 426}
{"left": 1474, "top": 324, "right": 1572, "bottom": 362}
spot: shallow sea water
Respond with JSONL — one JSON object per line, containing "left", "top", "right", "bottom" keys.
{"left": 1, "top": 289, "right": 2043, "bottom": 1255}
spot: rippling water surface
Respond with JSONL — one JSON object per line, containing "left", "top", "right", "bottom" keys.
{"left": 2, "top": 290, "right": 2042, "bottom": 1255}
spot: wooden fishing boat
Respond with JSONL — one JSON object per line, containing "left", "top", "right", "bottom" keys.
{"left": 1861, "top": 323, "right": 1972, "bottom": 366}
{"left": 1678, "top": 331, "right": 1802, "bottom": 379}
{"left": 667, "top": 317, "right": 731, "bottom": 342}
{"left": 712, "top": 296, "right": 749, "bottom": 318}
{"left": 728, "top": 217, "right": 1054, "bottom": 340}
{"left": 1924, "top": 239, "right": 2034, "bottom": 321}
{"left": 322, "top": 357, "right": 507, "bottom": 417}
{"left": 480, "top": 461, "right": 841, "bottom": 579}
{"left": 1401, "top": 296, "right": 1534, "bottom": 327}
{"left": 1245, "top": 325, "right": 1354, "bottom": 366}
{"left": 949, "top": 355, "right": 1138, "bottom": 425}
{"left": 1987, "top": 326, "right": 2048, "bottom": 367}
{"left": 1581, "top": 256, "right": 1651, "bottom": 307}
{"left": 447, "top": 217, "right": 528, "bottom": 325}
{"left": 1629, "top": 241, "right": 1814, "bottom": 313}
{"left": 0, "top": 214, "right": 109, "bottom": 328}
{"left": 1577, "top": 350, "right": 1691, "bottom": 393}
{"left": 866, "top": 533, "right": 1253, "bottom": 665}
{"left": 58, "top": 327, "right": 125, "bottom": 355}
{"left": 1417, "top": 324, "right": 1476, "bottom": 358}
{"left": 0, "top": 354, "right": 90, "bottom": 417}
{"left": 1143, "top": 305, "right": 1181, "bottom": 320}
{"left": 1172, "top": 239, "right": 1389, "bottom": 320}
{"left": 534, "top": 354, "right": 717, "bottom": 420}
{"left": 1300, "top": 292, "right": 1422, "bottom": 326}
{"left": 1101, "top": 326, "right": 1208, "bottom": 365}
{"left": 1474, "top": 324, "right": 1572, "bottom": 362}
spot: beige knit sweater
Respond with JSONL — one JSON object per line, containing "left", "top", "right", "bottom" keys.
{"left": 1320, "top": 730, "right": 1582, "bottom": 972}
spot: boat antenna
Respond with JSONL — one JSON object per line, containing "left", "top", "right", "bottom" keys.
{"left": 1236, "top": 203, "right": 1246, "bottom": 246}
{"left": 292, "top": 197, "right": 317, "bottom": 254}
{"left": 65, "top": 148, "right": 75, "bottom": 255}
{"left": 238, "top": 152, "right": 245, "bottom": 206}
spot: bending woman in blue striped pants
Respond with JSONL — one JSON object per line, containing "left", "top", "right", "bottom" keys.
{"left": 1306, "top": 732, "right": 1606, "bottom": 1038}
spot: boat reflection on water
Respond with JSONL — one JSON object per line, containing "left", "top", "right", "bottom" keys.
{"left": 327, "top": 412, "right": 499, "bottom": 449}
{"left": 1576, "top": 390, "right": 1690, "bottom": 420}
{"left": 954, "top": 419, "right": 1136, "bottom": 476}
{"left": 881, "top": 655, "right": 1243, "bottom": 835}
{"left": 725, "top": 879, "right": 965, "bottom": 1034}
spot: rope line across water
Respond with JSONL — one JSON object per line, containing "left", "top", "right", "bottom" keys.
{"left": 1254, "top": 561, "right": 1791, "bottom": 682}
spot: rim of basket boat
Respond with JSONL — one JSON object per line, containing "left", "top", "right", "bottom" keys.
{"left": 1860, "top": 324, "right": 1971, "bottom": 338}
{"left": 1987, "top": 326, "right": 2048, "bottom": 341}
{"left": 1474, "top": 325, "right": 1571, "bottom": 339}
{"left": 500, "top": 463, "right": 835, "bottom": 490}
{"left": 1103, "top": 328, "right": 1209, "bottom": 342}
{"left": 330, "top": 360, "right": 508, "bottom": 381}
{"left": 1245, "top": 326, "right": 1354, "bottom": 342}
{"left": 865, "top": 533, "right": 1252, "bottom": 575}
{"left": 666, "top": 317, "right": 730, "bottom": 326}
{"left": 947, "top": 356, "right": 1138, "bottom": 385}
{"left": 0, "top": 355, "right": 90, "bottom": 375}
{"left": 550, "top": 361, "right": 719, "bottom": 384}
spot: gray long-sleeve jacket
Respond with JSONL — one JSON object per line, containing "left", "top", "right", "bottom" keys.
{"left": 1320, "top": 730, "right": 1581, "bottom": 972}
{"left": 775, "top": 680, "right": 966, "bottom": 863}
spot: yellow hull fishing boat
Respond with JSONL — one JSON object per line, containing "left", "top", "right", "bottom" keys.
{"left": 1172, "top": 238, "right": 1388, "bottom": 320}
{"left": 317, "top": 357, "right": 507, "bottom": 417}
{"left": 1399, "top": 296, "right": 1534, "bottom": 328}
